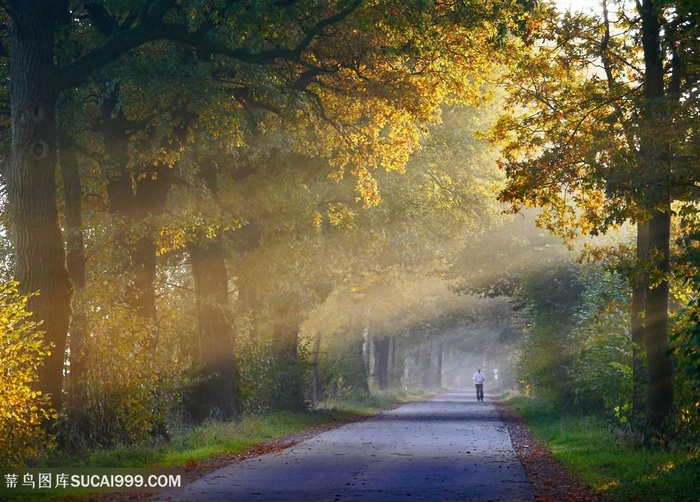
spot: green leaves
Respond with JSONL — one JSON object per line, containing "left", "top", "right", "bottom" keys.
{"left": 515, "top": 261, "right": 633, "bottom": 413}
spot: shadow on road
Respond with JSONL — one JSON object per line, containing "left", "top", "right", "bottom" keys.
{"left": 153, "top": 390, "right": 534, "bottom": 502}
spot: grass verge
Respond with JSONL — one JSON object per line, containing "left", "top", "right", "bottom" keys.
{"left": 507, "top": 395, "right": 700, "bottom": 502}
{"left": 8, "top": 393, "right": 420, "bottom": 500}
{"left": 42, "top": 391, "right": 423, "bottom": 471}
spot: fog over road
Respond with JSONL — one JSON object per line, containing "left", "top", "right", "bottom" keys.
{"left": 155, "top": 391, "right": 533, "bottom": 501}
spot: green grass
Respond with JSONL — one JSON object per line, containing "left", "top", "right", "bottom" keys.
{"left": 80, "top": 411, "right": 336, "bottom": 469}
{"left": 507, "top": 396, "right": 700, "bottom": 502}
{"left": 45, "top": 391, "right": 420, "bottom": 472}
{"left": 14, "top": 394, "right": 419, "bottom": 501}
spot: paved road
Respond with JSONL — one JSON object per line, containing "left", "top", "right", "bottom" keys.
{"left": 154, "top": 391, "right": 533, "bottom": 501}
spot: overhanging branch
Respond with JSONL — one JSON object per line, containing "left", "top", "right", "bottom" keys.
{"left": 57, "top": 0, "right": 365, "bottom": 91}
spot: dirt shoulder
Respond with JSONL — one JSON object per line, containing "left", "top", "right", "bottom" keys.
{"left": 493, "top": 399, "right": 603, "bottom": 502}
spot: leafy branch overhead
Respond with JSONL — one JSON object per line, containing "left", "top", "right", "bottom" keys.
{"left": 44, "top": 0, "right": 526, "bottom": 205}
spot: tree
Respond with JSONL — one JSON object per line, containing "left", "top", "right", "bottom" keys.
{"left": 1, "top": 0, "right": 536, "bottom": 415}
{"left": 4, "top": 1, "right": 73, "bottom": 413}
{"left": 493, "top": 0, "right": 700, "bottom": 433}
{"left": 57, "top": 134, "right": 89, "bottom": 417}
{"left": 186, "top": 158, "right": 237, "bottom": 420}
{"left": 0, "top": 0, "right": 362, "bottom": 413}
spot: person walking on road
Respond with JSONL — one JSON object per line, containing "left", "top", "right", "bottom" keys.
{"left": 473, "top": 368, "right": 485, "bottom": 401}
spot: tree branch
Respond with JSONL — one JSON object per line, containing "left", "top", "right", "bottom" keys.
{"left": 163, "top": 281, "right": 196, "bottom": 294}
{"left": 58, "top": 0, "right": 364, "bottom": 92}
{"left": 290, "top": 0, "right": 364, "bottom": 60}
{"left": 57, "top": 21, "right": 171, "bottom": 90}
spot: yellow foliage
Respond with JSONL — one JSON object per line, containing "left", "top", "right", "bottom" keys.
{"left": 277, "top": 0, "right": 517, "bottom": 207}
{"left": 72, "top": 284, "right": 189, "bottom": 447}
{"left": 0, "top": 281, "right": 55, "bottom": 468}
{"left": 327, "top": 203, "right": 357, "bottom": 228}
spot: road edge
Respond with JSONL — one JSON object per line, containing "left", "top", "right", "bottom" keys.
{"left": 493, "top": 398, "right": 604, "bottom": 502}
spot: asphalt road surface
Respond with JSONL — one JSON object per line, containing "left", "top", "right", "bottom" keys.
{"left": 154, "top": 390, "right": 534, "bottom": 501}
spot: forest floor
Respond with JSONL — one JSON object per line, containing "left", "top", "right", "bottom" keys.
{"left": 92, "top": 394, "right": 603, "bottom": 501}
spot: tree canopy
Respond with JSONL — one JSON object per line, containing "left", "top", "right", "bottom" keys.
{"left": 0, "top": 0, "right": 545, "bottom": 452}
{"left": 492, "top": 0, "right": 700, "bottom": 434}
{"left": 1, "top": 0, "right": 698, "bottom": 465}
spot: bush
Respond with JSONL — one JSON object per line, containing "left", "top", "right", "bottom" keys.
{"left": 517, "top": 263, "right": 633, "bottom": 414}
{"left": 567, "top": 266, "right": 632, "bottom": 414}
{"left": 235, "top": 330, "right": 311, "bottom": 414}
{"left": 671, "top": 299, "right": 700, "bottom": 442}
{"left": 0, "top": 281, "right": 56, "bottom": 467}
{"left": 67, "top": 286, "right": 189, "bottom": 449}
{"left": 317, "top": 333, "right": 370, "bottom": 401}
{"left": 516, "top": 263, "right": 583, "bottom": 405}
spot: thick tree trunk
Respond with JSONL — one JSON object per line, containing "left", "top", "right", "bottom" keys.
{"left": 373, "top": 337, "right": 390, "bottom": 390}
{"left": 98, "top": 86, "right": 172, "bottom": 325}
{"left": 187, "top": 159, "right": 238, "bottom": 419}
{"left": 189, "top": 236, "right": 236, "bottom": 419}
{"left": 6, "top": 2, "right": 72, "bottom": 412}
{"left": 131, "top": 168, "right": 171, "bottom": 321}
{"left": 639, "top": 0, "right": 674, "bottom": 433}
{"left": 99, "top": 87, "right": 131, "bottom": 217}
{"left": 59, "top": 136, "right": 88, "bottom": 411}
{"left": 645, "top": 208, "right": 673, "bottom": 431}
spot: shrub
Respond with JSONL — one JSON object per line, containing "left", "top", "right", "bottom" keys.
{"left": 0, "top": 281, "right": 56, "bottom": 468}
{"left": 235, "top": 330, "right": 311, "bottom": 414}
{"left": 67, "top": 285, "right": 189, "bottom": 449}
{"left": 516, "top": 263, "right": 583, "bottom": 406}
{"left": 517, "top": 263, "right": 633, "bottom": 414}
{"left": 568, "top": 266, "right": 632, "bottom": 414}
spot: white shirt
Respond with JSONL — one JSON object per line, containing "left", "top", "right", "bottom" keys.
{"left": 473, "top": 371, "right": 485, "bottom": 384}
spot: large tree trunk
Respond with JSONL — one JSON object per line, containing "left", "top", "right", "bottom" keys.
{"left": 6, "top": 2, "right": 72, "bottom": 412}
{"left": 373, "top": 337, "right": 390, "bottom": 390}
{"left": 639, "top": 0, "right": 674, "bottom": 433}
{"left": 98, "top": 85, "right": 172, "bottom": 326}
{"left": 189, "top": 236, "right": 236, "bottom": 420}
{"left": 631, "top": 221, "right": 648, "bottom": 421}
{"left": 645, "top": 208, "right": 673, "bottom": 431}
{"left": 186, "top": 159, "right": 238, "bottom": 419}
{"left": 98, "top": 87, "right": 142, "bottom": 304}
{"left": 130, "top": 165, "right": 171, "bottom": 321}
